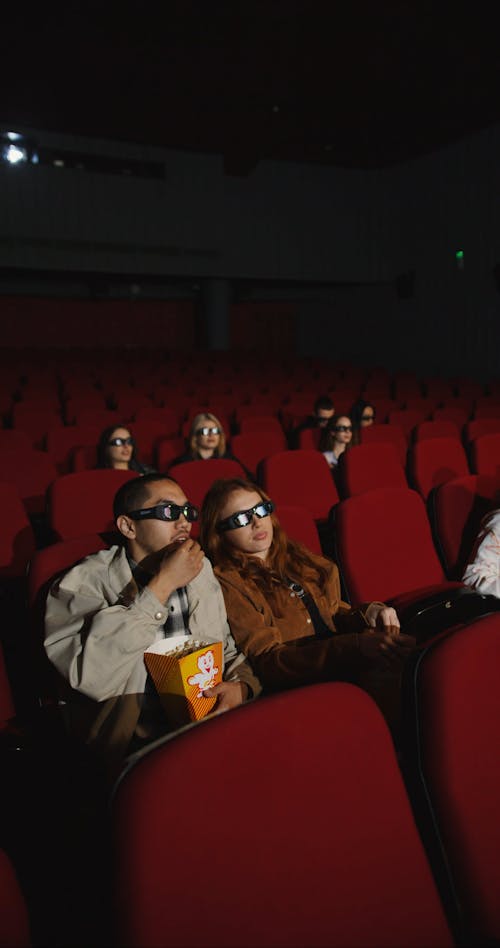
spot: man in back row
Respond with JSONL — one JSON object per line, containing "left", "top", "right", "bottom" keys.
{"left": 44, "top": 473, "right": 260, "bottom": 773}
{"left": 291, "top": 394, "right": 335, "bottom": 447}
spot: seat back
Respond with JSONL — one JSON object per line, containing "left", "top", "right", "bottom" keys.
{"left": 274, "top": 504, "right": 322, "bottom": 554}
{"left": 333, "top": 487, "right": 446, "bottom": 603}
{"left": 409, "top": 437, "right": 469, "bottom": 499}
{"left": 231, "top": 431, "right": 287, "bottom": 478}
{"left": 260, "top": 450, "right": 339, "bottom": 520}
{"left": 47, "top": 469, "right": 137, "bottom": 540}
{"left": 0, "top": 482, "right": 36, "bottom": 578}
{"left": 359, "top": 423, "right": 407, "bottom": 464}
{"left": 112, "top": 682, "right": 453, "bottom": 948}
{"left": 464, "top": 418, "right": 500, "bottom": 444}
{"left": 297, "top": 426, "right": 322, "bottom": 450}
{"left": 414, "top": 420, "right": 461, "bottom": 442}
{"left": 471, "top": 432, "right": 500, "bottom": 476}
{"left": 0, "top": 449, "right": 57, "bottom": 515}
{"left": 403, "top": 613, "right": 500, "bottom": 944}
{"left": 0, "top": 849, "right": 31, "bottom": 947}
{"left": 387, "top": 408, "right": 426, "bottom": 437}
{"left": 171, "top": 458, "right": 246, "bottom": 513}
{"left": 432, "top": 474, "right": 500, "bottom": 579}
{"left": 46, "top": 424, "right": 102, "bottom": 474}
{"left": 341, "top": 442, "right": 407, "bottom": 497}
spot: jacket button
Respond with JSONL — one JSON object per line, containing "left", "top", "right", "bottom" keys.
{"left": 306, "top": 618, "right": 312, "bottom": 624}
{"left": 154, "top": 612, "right": 164, "bottom": 620}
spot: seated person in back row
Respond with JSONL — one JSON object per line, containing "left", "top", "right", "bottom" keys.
{"left": 96, "top": 424, "right": 156, "bottom": 474}
{"left": 462, "top": 502, "right": 500, "bottom": 597}
{"left": 44, "top": 473, "right": 259, "bottom": 775}
{"left": 169, "top": 412, "right": 236, "bottom": 467}
{"left": 291, "top": 395, "right": 335, "bottom": 448}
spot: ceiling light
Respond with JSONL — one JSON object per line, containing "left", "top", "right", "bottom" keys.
{"left": 1, "top": 131, "right": 38, "bottom": 166}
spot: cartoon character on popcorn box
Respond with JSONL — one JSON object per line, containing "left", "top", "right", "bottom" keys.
{"left": 187, "top": 649, "right": 219, "bottom": 697}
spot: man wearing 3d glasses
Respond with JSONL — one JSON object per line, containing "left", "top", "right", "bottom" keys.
{"left": 44, "top": 473, "right": 260, "bottom": 772}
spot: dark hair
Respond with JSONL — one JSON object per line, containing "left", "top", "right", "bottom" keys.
{"left": 200, "top": 477, "right": 330, "bottom": 614}
{"left": 313, "top": 395, "right": 334, "bottom": 415}
{"left": 350, "top": 398, "right": 376, "bottom": 444}
{"left": 96, "top": 424, "right": 140, "bottom": 470}
{"left": 113, "top": 472, "right": 180, "bottom": 519}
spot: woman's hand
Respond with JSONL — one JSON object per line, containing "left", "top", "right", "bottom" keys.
{"left": 364, "top": 602, "right": 400, "bottom": 636}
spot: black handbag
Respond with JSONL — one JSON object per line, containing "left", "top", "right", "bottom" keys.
{"left": 397, "top": 586, "right": 500, "bottom": 644}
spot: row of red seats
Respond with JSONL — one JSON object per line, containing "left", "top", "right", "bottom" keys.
{"left": 111, "top": 616, "right": 500, "bottom": 948}
{"left": 2, "top": 430, "right": 500, "bottom": 577}
{"left": 4, "top": 617, "right": 500, "bottom": 947}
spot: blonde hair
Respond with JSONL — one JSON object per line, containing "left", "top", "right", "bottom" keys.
{"left": 189, "top": 413, "right": 226, "bottom": 458}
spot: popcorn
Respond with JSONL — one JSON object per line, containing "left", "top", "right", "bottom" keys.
{"left": 144, "top": 638, "right": 223, "bottom": 726}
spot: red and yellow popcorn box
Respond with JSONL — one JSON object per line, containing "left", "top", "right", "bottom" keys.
{"left": 144, "top": 638, "right": 223, "bottom": 727}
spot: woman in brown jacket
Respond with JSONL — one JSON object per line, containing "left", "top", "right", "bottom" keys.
{"left": 200, "top": 478, "right": 415, "bottom": 704}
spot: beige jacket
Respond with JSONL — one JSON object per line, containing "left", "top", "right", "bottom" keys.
{"left": 45, "top": 545, "right": 260, "bottom": 766}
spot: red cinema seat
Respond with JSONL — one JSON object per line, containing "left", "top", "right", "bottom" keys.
{"left": 155, "top": 437, "right": 186, "bottom": 471}
{"left": 274, "top": 504, "right": 322, "bottom": 554}
{"left": 0, "top": 449, "right": 57, "bottom": 516}
{"left": 297, "top": 427, "right": 322, "bottom": 450}
{"left": 431, "top": 474, "right": 500, "bottom": 579}
{"left": 0, "top": 482, "right": 36, "bottom": 579}
{"left": 473, "top": 396, "right": 500, "bottom": 418}
{"left": 409, "top": 437, "right": 469, "bottom": 500}
{"left": 112, "top": 682, "right": 453, "bottom": 948}
{"left": 0, "top": 849, "right": 31, "bottom": 947}
{"left": 170, "top": 458, "right": 246, "bottom": 513}
{"left": 47, "top": 469, "right": 137, "bottom": 540}
{"left": 259, "top": 450, "right": 339, "bottom": 522}
{"left": 470, "top": 433, "right": 500, "bottom": 477}
{"left": 238, "top": 416, "right": 284, "bottom": 437}
{"left": 359, "top": 423, "right": 407, "bottom": 465}
{"left": 414, "top": 420, "right": 461, "bottom": 442}
{"left": 402, "top": 613, "right": 500, "bottom": 944}
{"left": 387, "top": 409, "right": 426, "bottom": 438}
{"left": 230, "top": 431, "right": 287, "bottom": 479}
{"left": 432, "top": 406, "right": 469, "bottom": 429}
{"left": 0, "top": 640, "right": 16, "bottom": 728}
{"left": 46, "top": 425, "right": 102, "bottom": 475}
{"left": 11, "top": 404, "right": 62, "bottom": 449}
{"left": 0, "top": 430, "right": 32, "bottom": 453}
{"left": 341, "top": 442, "right": 407, "bottom": 497}
{"left": 332, "top": 487, "right": 459, "bottom": 606}
{"left": 465, "top": 418, "right": 500, "bottom": 444}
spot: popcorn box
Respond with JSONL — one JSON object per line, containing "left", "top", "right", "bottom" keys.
{"left": 144, "top": 638, "right": 223, "bottom": 727}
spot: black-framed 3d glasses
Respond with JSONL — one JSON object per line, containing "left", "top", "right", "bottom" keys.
{"left": 108, "top": 436, "right": 135, "bottom": 447}
{"left": 218, "top": 500, "right": 274, "bottom": 532}
{"left": 128, "top": 502, "right": 199, "bottom": 523}
{"left": 334, "top": 424, "right": 352, "bottom": 432}
{"left": 196, "top": 426, "right": 220, "bottom": 436}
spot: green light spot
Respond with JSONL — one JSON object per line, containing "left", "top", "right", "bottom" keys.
{"left": 456, "top": 250, "right": 464, "bottom": 259}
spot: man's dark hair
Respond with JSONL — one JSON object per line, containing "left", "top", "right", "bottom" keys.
{"left": 313, "top": 395, "right": 334, "bottom": 414}
{"left": 113, "top": 473, "right": 179, "bottom": 519}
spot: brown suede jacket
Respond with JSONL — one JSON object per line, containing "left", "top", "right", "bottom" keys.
{"left": 214, "top": 553, "right": 378, "bottom": 693}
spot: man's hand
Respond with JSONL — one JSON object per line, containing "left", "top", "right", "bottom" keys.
{"left": 364, "top": 602, "right": 400, "bottom": 636}
{"left": 148, "top": 539, "right": 204, "bottom": 601}
{"left": 203, "top": 681, "right": 248, "bottom": 712}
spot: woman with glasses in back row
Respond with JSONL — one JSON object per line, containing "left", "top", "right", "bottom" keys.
{"left": 200, "top": 477, "right": 415, "bottom": 736}
{"left": 96, "top": 424, "right": 156, "bottom": 474}
{"left": 169, "top": 412, "right": 241, "bottom": 468}
{"left": 320, "top": 414, "right": 353, "bottom": 469}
